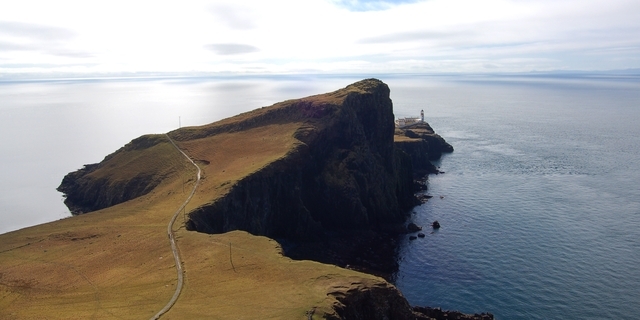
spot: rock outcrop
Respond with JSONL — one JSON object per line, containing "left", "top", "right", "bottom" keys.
{"left": 57, "top": 134, "right": 174, "bottom": 214}
{"left": 322, "top": 280, "right": 494, "bottom": 320}
{"left": 413, "top": 306, "right": 494, "bottom": 320}
{"left": 394, "top": 122, "right": 453, "bottom": 176}
{"left": 325, "top": 279, "right": 416, "bottom": 320}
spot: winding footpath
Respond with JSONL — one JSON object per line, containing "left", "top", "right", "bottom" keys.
{"left": 150, "top": 134, "right": 202, "bottom": 320}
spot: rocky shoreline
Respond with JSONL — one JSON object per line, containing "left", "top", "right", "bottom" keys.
{"left": 414, "top": 306, "right": 494, "bottom": 320}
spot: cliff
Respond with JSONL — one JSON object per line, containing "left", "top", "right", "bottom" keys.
{"left": 179, "top": 79, "right": 416, "bottom": 239}
{"left": 57, "top": 134, "right": 177, "bottom": 214}
{"left": 394, "top": 122, "right": 454, "bottom": 176}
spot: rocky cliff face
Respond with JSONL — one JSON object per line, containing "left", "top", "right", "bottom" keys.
{"left": 57, "top": 134, "right": 173, "bottom": 214}
{"left": 324, "top": 279, "right": 416, "bottom": 320}
{"left": 322, "top": 279, "right": 493, "bottom": 320}
{"left": 394, "top": 122, "right": 454, "bottom": 176}
{"left": 184, "top": 79, "right": 419, "bottom": 239}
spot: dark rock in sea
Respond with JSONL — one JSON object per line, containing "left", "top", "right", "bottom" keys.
{"left": 416, "top": 194, "right": 432, "bottom": 203}
{"left": 413, "top": 306, "right": 494, "bottom": 320}
{"left": 432, "top": 220, "right": 441, "bottom": 229}
{"left": 418, "top": 233, "right": 425, "bottom": 238}
{"left": 409, "top": 235, "right": 417, "bottom": 241}
{"left": 407, "top": 223, "right": 422, "bottom": 232}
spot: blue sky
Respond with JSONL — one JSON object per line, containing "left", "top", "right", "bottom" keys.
{"left": 1, "top": 0, "right": 639, "bottom": 76}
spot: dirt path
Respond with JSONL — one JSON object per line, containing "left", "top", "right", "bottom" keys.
{"left": 150, "top": 134, "right": 201, "bottom": 320}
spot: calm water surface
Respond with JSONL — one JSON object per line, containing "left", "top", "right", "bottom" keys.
{"left": 391, "top": 75, "right": 640, "bottom": 319}
{"left": 1, "top": 74, "right": 639, "bottom": 319}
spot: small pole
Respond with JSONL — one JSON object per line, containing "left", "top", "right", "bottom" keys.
{"left": 229, "top": 242, "right": 236, "bottom": 272}
{"left": 179, "top": 116, "right": 181, "bottom": 128}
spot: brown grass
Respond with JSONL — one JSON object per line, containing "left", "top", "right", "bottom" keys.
{"left": 394, "top": 135, "right": 421, "bottom": 142}
{"left": 0, "top": 110, "right": 384, "bottom": 319}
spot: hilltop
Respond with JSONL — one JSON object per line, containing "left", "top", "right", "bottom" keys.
{"left": 0, "top": 79, "right": 466, "bottom": 319}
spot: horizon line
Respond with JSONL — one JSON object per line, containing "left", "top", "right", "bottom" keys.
{"left": 1, "top": 69, "right": 640, "bottom": 83}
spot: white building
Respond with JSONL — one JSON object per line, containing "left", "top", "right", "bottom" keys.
{"left": 395, "top": 110, "right": 425, "bottom": 128}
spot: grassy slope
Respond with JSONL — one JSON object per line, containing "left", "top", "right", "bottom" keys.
{"left": 0, "top": 138, "right": 190, "bottom": 319}
{"left": 0, "top": 100, "right": 384, "bottom": 319}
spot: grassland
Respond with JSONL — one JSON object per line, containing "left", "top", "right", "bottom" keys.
{"left": 0, "top": 110, "right": 386, "bottom": 319}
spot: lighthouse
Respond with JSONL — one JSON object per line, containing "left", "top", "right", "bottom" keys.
{"left": 395, "top": 110, "right": 426, "bottom": 128}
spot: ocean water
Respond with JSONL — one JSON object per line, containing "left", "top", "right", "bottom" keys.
{"left": 1, "top": 74, "right": 639, "bottom": 319}
{"left": 391, "top": 75, "right": 640, "bottom": 319}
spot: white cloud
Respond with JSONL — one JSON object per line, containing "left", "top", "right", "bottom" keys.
{"left": 208, "top": 4, "right": 258, "bottom": 30}
{"left": 330, "top": 0, "right": 422, "bottom": 12}
{"left": 0, "top": 0, "right": 638, "bottom": 75}
{"left": 0, "top": 21, "right": 75, "bottom": 41}
{"left": 205, "top": 43, "right": 260, "bottom": 55}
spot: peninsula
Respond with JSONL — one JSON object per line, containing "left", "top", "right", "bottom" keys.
{"left": 0, "top": 79, "right": 492, "bottom": 319}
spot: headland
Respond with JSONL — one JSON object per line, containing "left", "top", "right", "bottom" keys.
{"left": 1, "top": 79, "right": 493, "bottom": 319}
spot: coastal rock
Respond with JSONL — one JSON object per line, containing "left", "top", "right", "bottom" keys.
{"left": 416, "top": 194, "right": 432, "bottom": 203}
{"left": 407, "top": 222, "right": 422, "bottom": 232}
{"left": 413, "top": 306, "right": 494, "bottom": 320}
{"left": 326, "top": 280, "right": 416, "bottom": 320}
{"left": 432, "top": 220, "right": 441, "bottom": 229}
{"left": 394, "top": 122, "right": 453, "bottom": 176}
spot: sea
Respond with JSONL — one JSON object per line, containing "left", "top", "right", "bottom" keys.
{"left": 1, "top": 73, "right": 639, "bottom": 319}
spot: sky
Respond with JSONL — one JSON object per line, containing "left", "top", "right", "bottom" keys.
{"left": 1, "top": 0, "right": 639, "bottom": 76}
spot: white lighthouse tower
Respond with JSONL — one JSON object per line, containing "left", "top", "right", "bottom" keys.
{"left": 395, "top": 110, "right": 425, "bottom": 128}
